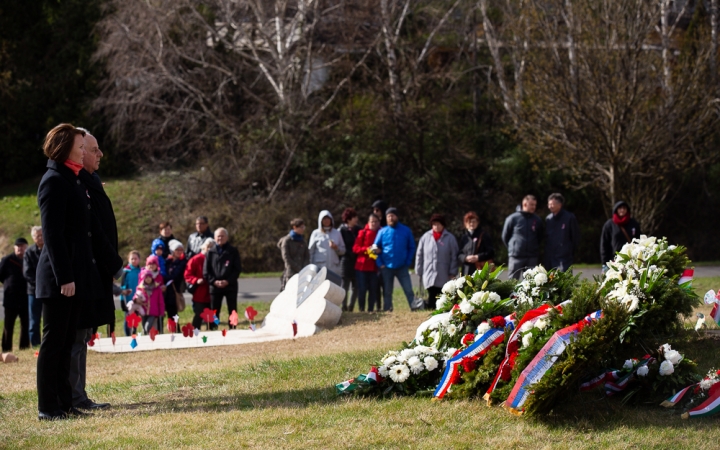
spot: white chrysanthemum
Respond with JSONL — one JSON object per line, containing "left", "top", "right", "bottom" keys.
{"left": 454, "top": 277, "right": 467, "bottom": 290}
{"left": 396, "top": 354, "right": 407, "bottom": 363}
{"left": 519, "top": 321, "right": 535, "bottom": 333}
{"left": 523, "top": 269, "right": 535, "bottom": 280}
{"left": 424, "top": 356, "right": 439, "bottom": 371}
{"left": 400, "top": 348, "right": 417, "bottom": 360}
{"left": 414, "top": 345, "right": 432, "bottom": 354}
{"left": 459, "top": 299, "right": 474, "bottom": 315}
{"left": 408, "top": 356, "right": 424, "bottom": 374}
{"left": 522, "top": 332, "right": 534, "bottom": 348}
{"left": 664, "top": 349, "right": 683, "bottom": 365}
{"left": 470, "top": 291, "right": 488, "bottom": 305}
{"left": 534, "top": 272, "right": 548, "bottom": 286}
{"left": 488, "top": 292, "right": 501, "bottom": 303}
{"left": 700, "top": 379, "right": 715, "bottom": 390}
{"left": 534, "top": 319, "right": 548, "bottom": 331}
{"left": 520, "top": 280, "right": 531, "bottom": 291}
{"left": 446, "top": 323, "right": 457, "bottom": 336}
{"left": 623, "top": 359, "right": 634, "bottom": 370}
{"left": 476, "top": 322, "right": 491, "bottom": 335}
{"left": 378, "top": 365, "right": 389, "bottom": 377}
{"left": 442, "top": 280, "right": 456, "bottom": 295}
{"left": 445, "top": 347, "right": 457, "bottom": 359}
{"left": 436, "top": 294, "right": 448, "bottom": 310}
{"left": 389, "top": 364, "right": 410, "bottom": 383}
{"left": 637, "top": 365, "right": 649, "bottom": 377}
{"left": 382, "top": 356, "right": 397, "bottom": 366}
{"left": 659, "top": 360, "right": 675, "bottom": 376}
{"left": 531, "top": 287, "right": 541, "bottom": 297}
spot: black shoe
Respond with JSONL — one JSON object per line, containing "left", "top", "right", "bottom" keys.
{"left": 75, "top": 398, "right": 111, "bottom": 410}
{"left": 67, "top": 407, "right": 93, "bottom": 417}
{"left": 38, "top": 410, "right": 69, "bottom": 421}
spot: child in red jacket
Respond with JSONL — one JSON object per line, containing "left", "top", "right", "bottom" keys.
{"left": 352, "top": 214, "right": 381, "bottom": 312}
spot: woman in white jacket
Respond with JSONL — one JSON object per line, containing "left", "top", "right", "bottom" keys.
{"left": 308, "top": 210, "right": 346, "bottom": 275}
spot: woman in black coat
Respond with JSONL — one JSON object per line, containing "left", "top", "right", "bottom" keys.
{"left": 35, "top": 124, "right": 102, "bottom": 420}
{"left": 458, "top": 211, "right": 495, "bottom": 276}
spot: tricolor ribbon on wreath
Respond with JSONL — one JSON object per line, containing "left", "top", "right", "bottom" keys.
{"left": 336, "top": 367, "right": 383, "bottom": 394}
{"left": 483, "top": 301, "right": 572, "bottom": 403}
{"left": 579, "top": 357, "right": 655, "bottom": 397}
{"left": 502, "top": 310, "right": 603, "bottom": 415}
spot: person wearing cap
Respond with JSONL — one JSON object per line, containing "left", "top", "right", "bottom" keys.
{"left": 373, "top": 207, "right": 416, "bottom": 311}
{"left": 372, "top": 200, "right": 388, "bottom": 227}
{"left": 416, "top": 214, "right": 459, "bottom": 310}
{"left": 600, "top": 200, "right": 641, "bottom": 266}
{"left": 1, "top": 238, "right": 30, "bottom": 361}
{"left": 166, "top": 239, "right": 188, "bottom": 318}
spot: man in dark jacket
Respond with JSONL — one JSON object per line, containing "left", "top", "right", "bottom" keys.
{"left": 73, "top": 130, "right": 123, "bottom": 410}
{"left": 1, "top": 238, "right": 30, "bottom": 358}
{"left": 24, "top": 226, "right": 44, "bottom": 347}
{"left": 186, "top": 216, "right": 213, "bottom": 259}
{"left": 338, "top": 208, "right": 361, "bottom": 311}
{"left": 372, "top": 200, "right": 388, "bottom": 228}
{"left": 502, "top": 195, "right": 544, "bottom": 279}
{"left": 600, "top": 200, "right": 642, "bottom": 265}
{"left": 544, "top": 193, "right": 580, "bottom": 271}
{"left": 204, "top": 228, "right": 242, "bottom": 329}
{"left": 277, "top": 218, "right": 310, "bottom": 291}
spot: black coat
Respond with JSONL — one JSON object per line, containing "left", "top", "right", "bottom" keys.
{"left": 458, "top": 228, "right": 495, "bottom": 276}
{"left": 0, "top": 253, "right": 27, "bottom": 306}
{"left": 79, "top": 169, "right": 123, "bottom": 327}
{"left": 204, "top": 244, "right": 242, "bottom": 293}
{"left": 35, "top": 160, "right": 102, "bottom": 322}
{"left": 338, "top": 224, "right": 360, "bottom": 278}
{"left": 600, "top": 201, "right": 641, "bottom": 264}
{"left": 23, "top": 244, "right": 42, "bottom": 295}
{"left": 544, "top": 208, "right": 580, "bottom": 266}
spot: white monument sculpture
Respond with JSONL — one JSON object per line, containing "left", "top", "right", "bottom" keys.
{"left": 89, "top": 264, "right": 345, "bottom": 353}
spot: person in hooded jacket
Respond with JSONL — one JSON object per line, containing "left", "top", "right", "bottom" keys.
{"left": 150, "top": 239, "right": 168, "bottom": 277}
{"left": 338, "top": 208, "right": 361, "bottom": 311}
{"left": 308, "top": 210, "right": 346, "bottom": 276}
{"left": 600, "top": 200, "right": 642, "bottom": 266}
{"left": 353, "top": 213, "right": 381, "bottom": 312}
{"left": 277, "top": 218, "right": 310, "bottom": 291}
{"left": 416, "top": 214, "right": 459, "bottom": 310}
{"left": 458, "top": 212, "right": 495, "bottom": 276}
{"left": 372, "top": 200, "right": 388, "bottom": 228}
{"left": 204, "top": 228, "right": 242, "bottom": 329}
{"left": 502, "top": 195, "right": 544, "bottom": 279}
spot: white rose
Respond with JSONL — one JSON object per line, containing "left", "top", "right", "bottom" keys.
{"left": 623, "top": 359, "right": 634, "bottom": 370}
{"left": 445, "top": 347, "right": 457, "bottom": 360}
{"left": 659, "top": 360, "right": 675, "bottom": 376}
{"left": 661, "top": 343, "right": 672, "bottom": 353}
{"left": 442, "top": 280, "right": 456, "bottom": 294}
{"left": 534, "top": 273, "right": 548, "bottom": 286}
{"left": 400, "top": 348, "right": 416, "bottom": 360}
{"left": 519, "top": 321, "right": 535, "bottom": 333}
{"left": 382, "top": 356, "right": 397, "bottom": 366}
{"left": 454, "top": 278, "right": 467, "bottom": 290}
{"left": 488, "top": 292, "right": 501, "bottom": 303}
{"left": 436, "top": 294, "right": 448, "bottom": 310}
{"left": 424, "top": 356, "right": 439, "bottom": 371}
{"left": 636, "top": 365, "right": 649, "bottom": 377}
{"left": 459, "top": 299, "right": 474, "bottom": 315}
{"left": 534, "top": 319, "right": 548, "bottom": 331}
{"left": 664, "top": 349, "right": 683, "bottom": 365}
{"left": 446, "top": 324, "right": 457, "bottom": 336}
{"left": 522, "top": 332, "right": 534, "bottom": 348}
{"left": 476, "top": 322, "right": 491, "bottom": 335}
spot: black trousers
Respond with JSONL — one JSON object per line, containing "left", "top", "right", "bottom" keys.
{"left": 69, "top": 328, "right": 91, "bottom": 405}
{"left": 211, "top": 289, "right": 238, "bottom": 329}
{"left": 37, "top": 297, "right": 79, "bottom": 412}
{"left": 426, "top": 286, "right": 442, "bottom": 311}
{"left": 164, "top": 284, "right": 178, "bottom": 319}
{"left": 192, "top": 301, "right": 208, "bottom": 329}
{"left": 2, "top": 304, "right": 30, "bottom": 352}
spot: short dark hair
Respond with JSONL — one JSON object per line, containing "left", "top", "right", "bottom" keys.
{"left": 43, "top": 123, "right": 85, "bottom": 163}
{"left": 341, "top": 208, "right": 358, "bottom": 223}
{"left": 429, "top": 213, "right": 446, "bottom": 227}
{"left": 368, "top": 213, "right": 379, "bottom": 221}
{"left": 523, "top": 194, "right": 537, "bottom": 203}
{"left": 159, "top": 221, "right": 172, "bottom": 230}
{"left": 463, "top": 211, "right": 479, "bottom": 224}
{"left": 548, "top": 193, "right": 565, "bottom": 204}
{"left": 196, "top": 216, "right": 208, "bottom": 224}
{"left": 290, "top": 218, "right": 305, "bottom": 228}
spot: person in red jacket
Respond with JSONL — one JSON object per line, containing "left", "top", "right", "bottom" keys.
{"left": 184, "top": 238, "right": 215, "bottom": 328}
{"left": 353, "top": 214, "right": 381, "bottom": 312}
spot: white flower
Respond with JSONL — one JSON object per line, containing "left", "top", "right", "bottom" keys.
{"left": 446, "top": 324, "right": 457, "bottom": 336}
{"left": 534, "top": 273, "right": 548, "bottom": 286}
{"left": 668, "top": 245, "right": 677, "bottom": 251}
{"left": 531, "top": 287, "right": 541, "bottom": 297}
{"left": 664, "top": 349, "right": 683, "bottom": 365}
{"left": 623, "top": 359, "right": 634, "bottom": 370}
{"left": 378, "top": 365, "right": 389, "bottom": 377}
{"left": 520, "top": 280, "right": 531, "bottom": 291}
{"left": 454, "top": 277, "right": 467, "bottom": 290}
{"left": 436, "top": 294, "right": 448, "bottom": 310}
{"left": 661, "top": 343, "right": 672, "bottom": 353}
{"left": 445, "top": 347, "right": 457, "bottom": 359}
{"left": 659, "top": 360, "right": 675, "bottom": 376}
{"left": 637, "top": 365, "right": 649, "bottom": 377}
{"left": 396, "top": 354, "right": 407, "bottom": 363}
{"left": 519, "top": 321, "right": 535, "bottom": 333}
{"left": 389, "top": 364, "right": 410, "bottom": 383}
{"left": 621, "top": 294, "right": 640, "bottom": 312}
{"left": 523, "top": 269, "right": 535, "bottom": 280}
{"left": 470, "top": 291, "right": 488, "bottom": 305}
{"left": 408, "top": 356, "right": 424, "bottom": 374}
{"left": 414, "top": 345, "right": 432, "bottom": 354}
{"left": 700, "top": 379, "right": 715, "bottom": 390}
{"left": 442, "top": 280, "right": 456, "bottom": 295}
{"left": 440, "top": 316, "right": 450, "bottom": 327}
{"left": 428, "top": 331, "right": 440, "bottom": 345}
{"left": 382, "top": 356, "right": 397, "bottom": 366}
{"left": 459, "top": 299, "right": 474, "bottom": 314}
{"left": 476, "top": 322, "right": 491, "bottom": 335}
{"left": 400, "top": 348, "right": 417, "bottom": 360}
{"left": 488, "top": 292, "right": 501, "bottom": 303}
{"left": 534, "top": 319, "right": 548, "bottom": 331}
{"left": 522, "top": 332, "right": 534, "bottom": 348}
{"left": 424, "top": 356, "right": 439, "bottom": 371}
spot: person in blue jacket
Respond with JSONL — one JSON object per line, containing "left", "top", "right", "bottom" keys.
{"left": 373, "top": 207, "right": 416, "bottom": 311}
{"left": 150, "top": 239, "right": 168, "bottom": 277}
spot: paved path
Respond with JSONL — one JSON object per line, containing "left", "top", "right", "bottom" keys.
{"left": 2, "top": 266, "right": 719, "bottom": 320}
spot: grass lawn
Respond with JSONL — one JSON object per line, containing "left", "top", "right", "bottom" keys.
{"left": 3, "top": 286, "right": 720, "bottom": 448}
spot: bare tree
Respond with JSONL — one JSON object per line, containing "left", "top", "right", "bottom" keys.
{"left": 479, "top": 0, "right": 720, "bottom": 233}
